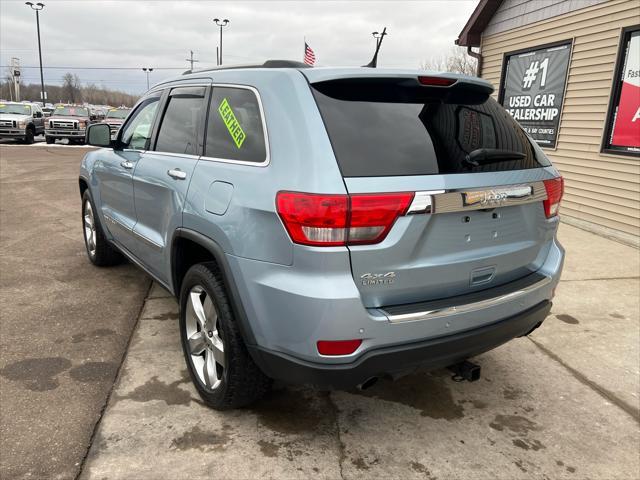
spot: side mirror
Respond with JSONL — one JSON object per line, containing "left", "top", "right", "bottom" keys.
{"left": 86, "top": 123, "right": 112, "bottom": 148}
{"left": 35, "top": 111, "right": 43, "bottom": 118}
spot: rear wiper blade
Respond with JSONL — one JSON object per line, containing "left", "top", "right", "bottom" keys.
{"left": 464, "top": 148, "right": 526, "bottom": 167}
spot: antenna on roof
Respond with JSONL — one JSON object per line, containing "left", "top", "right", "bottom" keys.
{"left": 363, "top": 27, "right": 387, "bottom": 68}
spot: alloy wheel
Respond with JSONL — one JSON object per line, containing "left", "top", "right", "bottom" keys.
{"left": 83, "top": 200, "right": 97, "bottom": 257}
{"left": 185, "top": 285, "right": 226, "bottom": 390}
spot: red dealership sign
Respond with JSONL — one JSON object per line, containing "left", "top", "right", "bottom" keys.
{"left": 604, "top": 28, "right": 640, "bottom": 156}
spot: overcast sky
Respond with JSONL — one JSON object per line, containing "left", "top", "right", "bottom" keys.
{"left": 1, "top": 0, "right": 477, "bottom": 95}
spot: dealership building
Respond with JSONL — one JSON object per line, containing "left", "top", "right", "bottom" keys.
{"left": 457, "top": 0, "right": 639, "bottom": 245}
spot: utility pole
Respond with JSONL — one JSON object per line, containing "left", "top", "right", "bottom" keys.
{"left": 364, "top": 27, "right": 387, "bottom": 68}
{"left": 25, "top": 2, "right": 46, "bottom": 105}
{"left": 186, "top": 50, "right": 199, "bottom": 71}
{"left": 142, "top": 67, "right": 153, "bottom": 90}
{"left": 213, "top": 18, "right": 229, "bottom": 65}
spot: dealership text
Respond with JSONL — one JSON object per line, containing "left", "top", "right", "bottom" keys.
{"left": 506, "top": 93, "right": 560, "bottom": 121}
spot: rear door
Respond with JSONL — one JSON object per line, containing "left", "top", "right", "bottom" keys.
{"left": 311, "top": 76, "right": 558, "bottom": 308}
{"left": 130, "top": 85, "right": 207, "bottom": 283}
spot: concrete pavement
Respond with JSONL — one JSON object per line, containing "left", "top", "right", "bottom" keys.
{"left": 80, "top": 225, "right": 640, "bottom": 479}
{"left": 0, "top": 146, "right": 151, "bottom": 479}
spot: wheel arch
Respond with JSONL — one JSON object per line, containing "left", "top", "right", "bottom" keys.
{"left": 79, "top": 176, "right": 89, "bottom": 198}
{"left": 171, "top": 228, "right": 257, "bottom": 345}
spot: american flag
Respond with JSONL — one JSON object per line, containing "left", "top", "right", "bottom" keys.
{"left": 304, "top": 42, "right": 316, "bottom": 66}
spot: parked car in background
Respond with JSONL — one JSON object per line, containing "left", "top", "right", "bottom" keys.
{"left": 42, "top": 104, "right": 55, "bottom": 117}
{"left": 45, "top": 105, "right": 97, "bottom": 144}
{"left": 0, "top": 101, "right": 45, "bottom": 144}
{"left": 102, "top": 107, "right": 131, "bottom": 139}
{"left": 90, "top": 107, "right": 106, "bottom": 121}
{"left": 80, "top": 62, "right": 564, "bottom": 409}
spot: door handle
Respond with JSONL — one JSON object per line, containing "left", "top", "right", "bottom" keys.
{"left": 120, "top": 160, "right": 134, "bottom": 169}
{"left": 167, "top": 169, "right": 187, "bottom": 180}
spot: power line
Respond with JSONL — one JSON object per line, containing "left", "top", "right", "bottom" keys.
{"left": 0, "top": 65, "right": 185, "bottom": 70}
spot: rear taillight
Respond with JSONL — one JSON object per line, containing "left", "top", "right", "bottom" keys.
{"left": 276, "top": 191, "right": 414, "bottom": 246}
{"left": 317, "top": 339, "right": 362, "bottom": 356}
{"left": 543, "top": 177, "right": 564, "bottom": 218}
{"left": 418, "top": 76, "right": 457, "bottom": 87}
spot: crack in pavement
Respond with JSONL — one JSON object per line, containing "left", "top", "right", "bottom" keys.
{"left": 327, "top": 392, "right": 346, "bottom": 480}
{"left": 528, "top": 337, "right": 640, "bottom": 424}
{"left": 559, "top": 276, "right": 640, "bottom": 282}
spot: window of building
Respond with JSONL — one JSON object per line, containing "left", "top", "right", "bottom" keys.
{"left": 602, "top": 26, "right": 640, "bottom": 157}
{"left": 155, "top": 86, "right": 206, "bottom": 155}
{"left": 205, "top": 87, "right": 267, "bottom": 163}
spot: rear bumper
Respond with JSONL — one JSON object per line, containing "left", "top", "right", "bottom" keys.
{"left": 250, "top": 300, "right": 551, "bottom": 388}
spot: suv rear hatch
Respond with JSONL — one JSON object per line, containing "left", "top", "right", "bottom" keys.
{"left": 307, "top": 73, "right": 561, "bottom": 308}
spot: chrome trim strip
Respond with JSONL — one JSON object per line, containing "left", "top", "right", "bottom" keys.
{"left": 407, "top": 190, "right": 444, "bottom": 214}
{"left": 408, "top": 182, "right": 546, "bottom": 215}
{"left": 434, "top": 182, "right": 546, "bottom": 213}
{"left": 104, "top": 213, "right": 161, "bottom": 251}
{"left": 144, "top": 151, "right": 201, "bottom": 160}
{"left": 385, "top": 275, "right": 552, "bottom": 324}
{"left": 103, "top": 213, "right": 131, "bottom": 234}
{"left": 131, "top": 228, "right": 163, "bottom": 251}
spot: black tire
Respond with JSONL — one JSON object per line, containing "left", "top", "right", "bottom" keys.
{"left": 46, "top": 136, "right": 55, "bottom": 144}
{"left": 81, "top": 190, "right": 122, "bottom": 266}
{"left": 24, "top": 127, "right": 35, "bottom": 145}
{"left": 179, "top": 263, "right": 271, "bottom": 409}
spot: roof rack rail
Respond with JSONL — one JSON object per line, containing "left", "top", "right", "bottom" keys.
{"left": 183, "top": 59, "right": 311, "bottom": 75}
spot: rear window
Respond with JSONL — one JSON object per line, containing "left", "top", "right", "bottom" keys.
{"left": 312, "top": 78, "right": 549, "bottom": 177}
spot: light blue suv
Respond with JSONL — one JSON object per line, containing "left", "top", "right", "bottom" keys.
{"left": 80, "top": 61, "right": 564, "bottom": 409}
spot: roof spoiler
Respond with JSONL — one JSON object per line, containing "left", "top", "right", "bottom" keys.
{"left": 310, "top": 74, "right": 494, "bottom": 105}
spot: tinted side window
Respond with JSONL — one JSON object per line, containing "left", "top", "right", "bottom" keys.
{"left": 205, "top": 87, "right": 267, "bottom": 163}
{"left": 155, "top": 87, "right": 206, "bottom": 155}
{"left": 120, "top": 97, "right": 160, "bottom": 150}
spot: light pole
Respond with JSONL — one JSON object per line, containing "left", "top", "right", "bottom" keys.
{"left": 25, "top": 2, "right": 46, "bottom": 105}
{"left": 142, "top": 67, "right": 153, "bottom": 90}
{"left": 372, "top": 31, "right": 383, "bottom": 49}
{"left": 213, "top": 18, "right": 229, "bottom": 65}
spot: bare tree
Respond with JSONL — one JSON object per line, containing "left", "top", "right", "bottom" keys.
{"left": 0, "top": 78, "right": 139, "bottom": 107}
{"left": 61, "top": 72, "right": 83, "bottom": 103}
{"left": 421, "top": 47, "right": 477, "bottom": 76}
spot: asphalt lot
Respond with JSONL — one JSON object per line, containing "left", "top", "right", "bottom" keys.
{"left": 0, "top": 144, "right": 151, "bottom": 479}
{"left": 1, "top": 142, "right": 639, "bottom": 480}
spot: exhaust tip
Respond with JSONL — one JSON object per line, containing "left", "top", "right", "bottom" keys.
{"left": 357, "top": 376, "right": 379, "bottom": 390}
{"left": 448, "top": 360, "right": 481, "bottom": 382}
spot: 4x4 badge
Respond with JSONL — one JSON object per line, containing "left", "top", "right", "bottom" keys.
{"left": 360, "top": 272, "right": 396, "bottom": 286}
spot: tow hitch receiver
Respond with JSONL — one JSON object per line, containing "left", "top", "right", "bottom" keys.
{"left": 448, "top": 360, "right": 481, "bottom": 382}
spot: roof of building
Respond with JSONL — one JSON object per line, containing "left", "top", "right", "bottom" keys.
{"left": 456, "top": 0, "right": 503, "bottom": 47}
